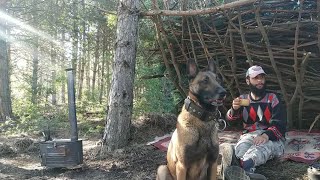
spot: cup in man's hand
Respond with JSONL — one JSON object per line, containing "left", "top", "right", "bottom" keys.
{"left": 239, "top": 99, "right": 250, "bottom": 106}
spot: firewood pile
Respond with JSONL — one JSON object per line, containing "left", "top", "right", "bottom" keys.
{"left": 143, "top": 0, "right": 320, "bottom": 129}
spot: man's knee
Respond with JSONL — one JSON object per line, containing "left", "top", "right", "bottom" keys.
{"left": 242, "top": 143, "right": 273, "bottom": 166}
{"left": 235, "top": 142, "right": 252, "bottom": 159}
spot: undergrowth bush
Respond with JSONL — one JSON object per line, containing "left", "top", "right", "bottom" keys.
{"left": 3, "top": 99, "right": 106, "bottom": 138}
{"left": 3, "top": 100, "right": 69, "bottom": 136}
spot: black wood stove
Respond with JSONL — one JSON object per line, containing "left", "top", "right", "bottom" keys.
{"left": 39, "top": 68, "right": 83, "bottom": 167}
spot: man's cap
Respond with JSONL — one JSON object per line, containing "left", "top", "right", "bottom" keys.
{"left": 246, "top": 65, "right": 266, "bottom": 78}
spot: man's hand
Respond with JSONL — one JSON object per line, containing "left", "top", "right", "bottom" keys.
{"left": 253, "top": 134, "right": 269, "bottom": 145}
{"left": 232, "top": 97, "right": 241, "bottom": 110}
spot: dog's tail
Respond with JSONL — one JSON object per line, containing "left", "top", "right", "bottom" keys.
{"left": 156, "top": 165, "right": 173, "bottom": 180}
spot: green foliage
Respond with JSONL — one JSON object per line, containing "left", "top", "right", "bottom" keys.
{"left": 134, "top": 61, "right": 178, "bottom": 116}
{"left": 75, "top": 100, "right": 106, "bottom": 137}
{"left": 5, "top": 97, "right": 106, "bottom": 137}
{"left": 76, "top": 100, "right": 106, "bottom": 114}
{"left": 107, "top": 14, "right": 117, "bottom": 27}
{"left": 132, "top": 18, "right": 182, "bottom": 117}
{"left": 78, "top": 121, "right": 105, "bottom": 137}
{"left": 3, "top": 99, "right": 69, "bottom": 135}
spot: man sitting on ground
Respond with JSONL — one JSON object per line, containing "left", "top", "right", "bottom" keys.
{"left": 222, "top": 65, "right": 287, "bottom": 178}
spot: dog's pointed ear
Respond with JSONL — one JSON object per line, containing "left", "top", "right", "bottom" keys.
{"left": 187, "top": 58, "right": 198, "bottom": 79}
{"left": 208, "top": 59, "right": 216, "bottom": 73}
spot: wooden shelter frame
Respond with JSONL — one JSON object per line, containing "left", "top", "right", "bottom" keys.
{"left": 141, "top": 0, "right": 320, "bottom": 129}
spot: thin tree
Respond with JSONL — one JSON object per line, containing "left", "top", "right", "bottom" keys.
{"left": 91, "top": 23, "right": 101, "bottom": 100}
{"left": 99, "top": 25, "right": 107, "bottom": 104}
{"left": 102, "top": 0, "right": 140, "bottom": 151}
{"left": 31, "top": 37, "right": 39, "bottom": 105}
{"left": 60, "top": 29, "right": 66, "bottom": 104}
{"left": 77, "top": 0, "right": 86, "bottom": 101}
{"left": 49, "top": 0, "right": 58, "bottom": 105}
{"left": 29, "top": 0, "right": 40, "bottom": 105}
{"left": 85, "top": 31, "right": 91, "bottom": 97}
{"left": 0, "top": 0, "right": 13, "bottom": 121}
{"left": 71, "top": 0, "right": 79, "bottom": 81}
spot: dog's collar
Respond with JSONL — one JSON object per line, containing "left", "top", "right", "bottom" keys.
{"left": 184, "top": 96, "right": 220, "bottom": 122}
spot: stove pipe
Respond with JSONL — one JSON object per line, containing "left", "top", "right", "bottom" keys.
{"left": 66, "top": 68, "right": 78, "bottom": 141}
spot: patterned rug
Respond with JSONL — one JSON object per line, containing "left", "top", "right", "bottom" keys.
{"left": 147, "top": 131, "right": 240, "bottom": 151}
{"left": 148, "top": 130, "right": 320, "bottom": 164}
{"left": 282, "top": 131, "right": 320, "bottom": 164}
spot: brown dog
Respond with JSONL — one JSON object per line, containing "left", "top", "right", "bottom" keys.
{"left": 156, "top": 59, "right": 226, "bottom": 180}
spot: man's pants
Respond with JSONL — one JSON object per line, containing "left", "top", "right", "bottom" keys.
{"left": 235, "top": 130, "right": 285, "bottom": 167}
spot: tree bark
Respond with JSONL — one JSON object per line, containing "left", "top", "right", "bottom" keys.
{"left": 71, "top": 0, "right": 79, "bottom": 83}
{"left": 51, "top": 39, "right": 57, "bottom": 105}
{"left": 102, "top": 0, "right": 139, "bottom": 151}
{"left": 31, "top": 37, "right": 39, "bottom": 105}
{"left": 60, "top": 30, "right": 66, "bottom": 104}
{"left": 318, "top": 0, "right": 320, "bottom": 54}
{"left": 0, "top": 0, "right": 13, "bottom": 121}
{"left": 106, "top": 43, "right": 111, "bottom": 103}
{"left": 92, "top": 24, "right": 101, "bottom": 99}
{"left": 85, "top": 32, "right": 91, "bottom": 96}
{"left": 77, "top": 0, "right": 86, "bottom": 101}
{"left": 99, "top": 26, "right": 107, "bottom": 104}
{"left": 50, "top": 0, "right": 58, "bottom": 105}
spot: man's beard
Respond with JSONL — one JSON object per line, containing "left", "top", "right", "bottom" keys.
{"left": 249, "top": 83, "right": 266, "bottom": 97}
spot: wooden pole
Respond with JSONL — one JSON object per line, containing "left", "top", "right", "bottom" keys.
{"left": 141, "top": 0, "right": 257, "bottom": 17}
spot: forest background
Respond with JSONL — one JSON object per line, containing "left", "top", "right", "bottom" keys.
{"left": 1, "top": 0, "right": 319, "bottom": 150}
{"left": 0, "top": 0, "right": 180, "bottom": 138}
{"left": 0, "top": 0, "right": 319, "bottom": 179}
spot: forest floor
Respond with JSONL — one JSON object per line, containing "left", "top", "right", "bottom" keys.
{"left": 0, "top": 113, "right": 314, "bottom": 180}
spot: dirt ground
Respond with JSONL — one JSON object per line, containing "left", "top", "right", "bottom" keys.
{"left": 0, "top": 113, "right": 314, "bottom": 180}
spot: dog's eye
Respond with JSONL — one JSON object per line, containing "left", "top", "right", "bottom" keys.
{"left": 216, "top": 76, "right": 222, "bottom": 84}
{"left": 202, "top": 76, "right": 209, "bottom": 83}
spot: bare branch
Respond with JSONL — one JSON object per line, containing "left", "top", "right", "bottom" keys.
{"left": 141, "top": 0, "right": 257, "bottom": 17}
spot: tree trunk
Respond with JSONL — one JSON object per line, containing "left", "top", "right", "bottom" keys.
{"left": 49, "top": 0, "right": 58, "bottom": 105}
{"left": 92, "top": 24, "right": 101, "bottom": 99}
{"left": 72, "top": 0, "right": 79, "bottom": 83}
{"left": 85, "top": 32, "right": 91, "bottom": 97}
{"left": 99, "top": 29, "right": 107, "bottom": 104}
{"left": 31, "top": 38, "right": 39, "bottom": 105}
{"left": 102, "top": 0, "right": 140, "bottom": 151}
{"left": 106, "top": 45, "right": 111, "bottom": 102}
{"left": 0, "top": 0, "right": 13, "bottom": 121}
{"left": 105, "top": 32, "right": 112, "bottom": 103}
{"left": 60, "top": 30, "right": 66, "bottom": 104}
{"left": 77, "top": 0, "right": 86, "bottom": 101}
{"left": 51, "top": 40, "right": 57, "bottom": 105}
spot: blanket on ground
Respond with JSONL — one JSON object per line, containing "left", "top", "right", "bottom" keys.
{"left": 148, "top": 130, "right": 320, "bottom": 164}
